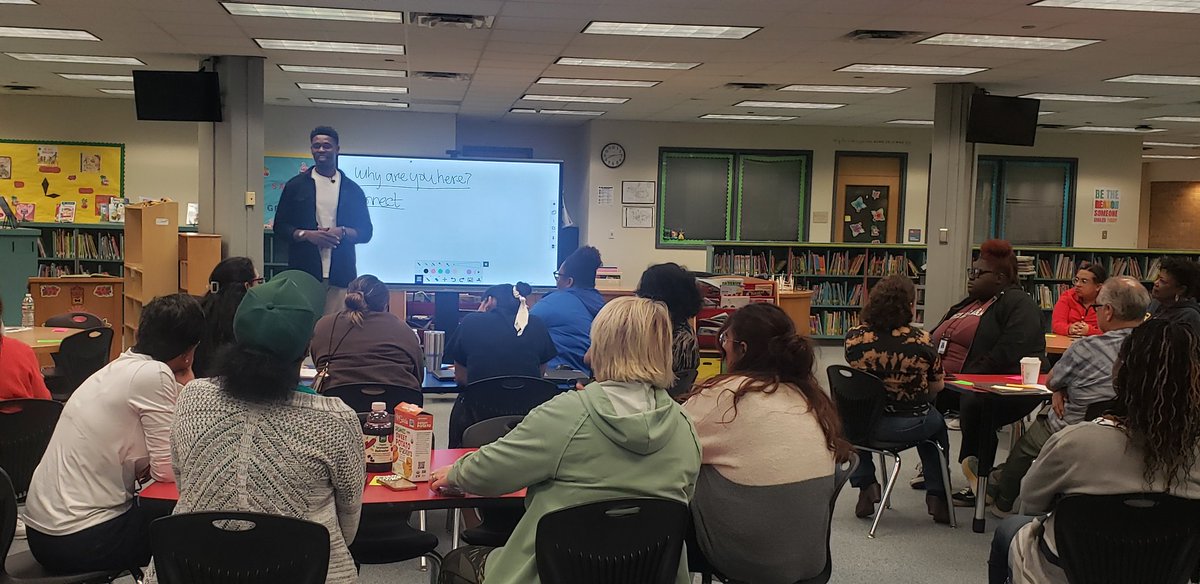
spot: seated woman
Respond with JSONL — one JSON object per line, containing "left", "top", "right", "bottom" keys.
{"left": 929, "top": 239, "right": 1045, "bottom": 507}
{"left": 683, "top": 303, "right": 851, "bottom": 583}
{"left": 0, "top": 296, "right": 51, "bottom": 400}
{"left": 530, "top": 246, "right": 604, "bottom": 376}
{"left": 636, "top": 262, "right": 702, "bottom": 375}
{"left": 1051, "top": 262, "right": 1106, "bottom": 337}
{"left": 431, "top": 296, "right": 701, "bottom": 584}
{"left": 445, "top": 282, "right": 557, "bottom": 447}
{"left": 310, "top": 274, "right": 423, "bottom": 391}
{"left": 990, "top": 319, "right": 1200, "bottom": 584}
{"left": 844, "top": 276, "right": 952, "bottom": 524}
{"left": 1148, "top": 257, "right": 1200, "bottom": 334}
{"left": 149, "top": 271, "right": 364, "bottom": 584}
{"left": 193, "top": 257, "right": 260, "bottom": 378}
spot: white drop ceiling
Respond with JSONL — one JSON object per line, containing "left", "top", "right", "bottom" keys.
{"left": 2, "top": 0, "right": 1200, "bottom": 153}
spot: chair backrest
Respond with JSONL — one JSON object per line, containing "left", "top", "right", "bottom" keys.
{"left": 536, "top": 498, "right": 689, "bottom": 584}
{"left": 1084, "top": 398, "right": 1120, "bottom": 421}
{"left": 150, "top": 512, "right": 330, "bottom": 584}
{"left": 461, "top": 415, "right": 524, "bottom": 448}
{"left": 792, "top": 452, "right": 859, "bottom": 584}
{"left": 0, "top": 468, "right": 19, "bottom": 568}
{"left": 43, "top": 311, "right": 105, "bottom": 329}
{"left": 0, "top": 399, "right": 63, "bottom": 499}
{"left": 323, "top": 383, "right": 423, "bottom": 412}
{"left": 1054, "top": 493, "right": 1200, "bottom": 584}
{"left": 54, "top": 327, "right": 114, "bottom": 396}
{"left": 825, "top": 365, "right": 887, "bottom": 445}
{"left": 462, "top": 375, "right": 562, "bottom": 421}
{"left": 667, "top": 369, "right": 699, "bottom": 399}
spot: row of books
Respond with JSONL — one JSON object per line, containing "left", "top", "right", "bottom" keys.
{"left": 808, "top": 310, "right": 861, "bottom": 337}
{"left": 711, "top": 252, "right": 774, "bottom": 276}
{"left": 1032, "top": 283, "right": 1072, "bottom": 310}
{"left": 36, "top": 230, "right": 124, "bottom": 261}
{"left": 865, "top": 254, "right": 922, "bottom": 278}
{"left": 1033, "top": 254, "right": 1169, "bottom": 282}
{"left": 790, "top": 252, "right": 866, "bottom": 276}
{"left": 806, "top": 282, "right": 865, "bottom": 306}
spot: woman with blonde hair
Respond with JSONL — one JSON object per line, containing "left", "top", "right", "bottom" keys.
{"left": 431, "top": 296, "right": 702, "bottom": 584}
{"left": 310, "top": 274, "right": 423, "bottom": 391}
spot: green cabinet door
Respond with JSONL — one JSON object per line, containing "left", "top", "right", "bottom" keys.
{"left": 0, "top": 228, "right": 39, "bottom": 326}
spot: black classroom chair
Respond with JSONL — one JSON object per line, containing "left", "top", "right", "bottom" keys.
{"left": 42, "top": 327, "right": 112, "bottom": 402}
{"left": 323, "top": 383, "right": 423, "bottom": 412}
{"left": 42, "top": 312, "right": 105, "bottom": 330}
{"left": 0, "top": 398, "right": 62, "bottom": 501}
{"left": 457, "top": 416, "right": 527, "bottom": 548}
{"left": 536, "top": 498, "right": 689, "bottom": 584}
{"left": 150, "top": 512, "right": 330, "bottom": 584}
{"left": 448, "top": 376, "right": 562, "bottom": 448}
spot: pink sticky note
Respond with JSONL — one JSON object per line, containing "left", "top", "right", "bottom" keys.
{"left": 52, "top": 327, "right": 69, "bottom": 332}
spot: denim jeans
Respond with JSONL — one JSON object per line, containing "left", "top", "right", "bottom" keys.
{"left": 989, "top": 515, "right": 1037, "bottom": 584}
{"left": 849, "top": 409, "right": 951, "bottom": 495}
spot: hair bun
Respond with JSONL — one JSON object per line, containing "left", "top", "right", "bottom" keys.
{"left": 344, "top": 291, "right": 368, "bottom": 312}
{"left": 515, "top": 282, "right": 532, "bottom": 297}
{"left": 980, "top": 239, "right": 1014, "bottom": 260}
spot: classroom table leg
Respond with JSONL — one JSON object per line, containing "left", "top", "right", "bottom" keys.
{"left": 418, "top": 511, "right": 428, "bottom": 571}
{"left": 973, "top": 397, "right": 995, "bottom": 533}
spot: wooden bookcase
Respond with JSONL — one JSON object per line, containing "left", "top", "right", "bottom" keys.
{"left": 123, "top": 201, "right": 178, "bottom": 348}
{"left": 179, "top": 233, "right": 222, "bottom": 295}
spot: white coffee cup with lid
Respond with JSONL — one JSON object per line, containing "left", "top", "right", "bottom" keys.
{"left": 1020, "top": 357, "right": 1041, "bottom": 385}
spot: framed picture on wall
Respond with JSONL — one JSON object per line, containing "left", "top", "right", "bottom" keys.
{"left": 842, "top": 185, "right": 890, "bottom": 243}
{"left": 621, "top": 180, "right": 656, "bottom": 204}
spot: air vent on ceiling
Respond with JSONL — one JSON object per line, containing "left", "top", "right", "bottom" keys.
{"left": 411, "top": 13, "right": 495, "bottom": 29}
{"left": 414, "top": 71, "right": 472, "bottom": 82}
{"left": 3, "top": 84, "right": 37, "bottom": 91}
{"left": 845, "top": 29, "right": 924, "bottom": 42}
{"left": 723, "top": 82, "right": 780, "bottom": 90}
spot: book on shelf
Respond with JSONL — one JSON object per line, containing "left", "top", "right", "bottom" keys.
{"left": 1032, "top": 283, "right": 1071, "bottom": 310}
{"left": 807, "top": 310, "right": 860, "bottom": 337}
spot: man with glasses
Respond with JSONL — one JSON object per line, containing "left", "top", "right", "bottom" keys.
{"left": 987, "top": 276, "right": 1150, "bottom": 518}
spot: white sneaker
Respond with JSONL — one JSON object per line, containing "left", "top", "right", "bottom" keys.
{"left": 15, "top": 517, "right": 27, "bottom": 540}
{"left": 946, "top": 416, "right": 961, "bottom": 431}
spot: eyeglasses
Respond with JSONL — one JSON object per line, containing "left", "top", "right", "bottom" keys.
{"left": 250, "top": 277, "right": 265, "bottom": 286}
{"left": 553, "top": 271, "right": 562, "bottom": 279}
{"left": 1073, "top": 277, "right": 1094, "bottom": 285}
{"left": 967, "top": 268, "right": 995, "bottom": 280}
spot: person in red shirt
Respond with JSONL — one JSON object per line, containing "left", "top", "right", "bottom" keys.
{"left": 0, "top": 297, "right": 52, "bottom": 400}
{"left": 1051, "top": 263, "right": 1106, "bottom": 337}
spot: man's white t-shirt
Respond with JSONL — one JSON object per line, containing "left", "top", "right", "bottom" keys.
{"left": 23, "top": 350, "right": 179, "bottom": 535}
{"left": 313, "top": 170, "right": 341, "bottom": 279}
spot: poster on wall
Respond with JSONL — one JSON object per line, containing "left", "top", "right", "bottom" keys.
{"left": 1094, "top": 188, "right": 1119, "bottom": 224}
{"left": 263, "top": 154, "right": 311, "bottom": 227}
{"left": 842, "top": 185, "right": 889, "bottom": 243}
{"left": 0, "top": 140, "right": 124, "bottom": 224}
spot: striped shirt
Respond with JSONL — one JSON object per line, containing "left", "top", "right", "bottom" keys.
{"left": 1045, "top": 327, "right": 1131, "bottom": 432}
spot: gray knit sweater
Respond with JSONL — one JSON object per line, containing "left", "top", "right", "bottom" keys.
{"left": 146, "top": 379, "right": 365, "bottom": 583}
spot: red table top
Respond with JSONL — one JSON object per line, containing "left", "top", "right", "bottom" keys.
{"left": 951, "top": 373, "right": 1050, "bottom": 395}
{"left": 139, "top": 448, "right": 525, "bottom": 506}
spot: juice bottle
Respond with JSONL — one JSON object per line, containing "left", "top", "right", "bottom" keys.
{"left": 363, "top": 402, "right": 395, "bottom": 473}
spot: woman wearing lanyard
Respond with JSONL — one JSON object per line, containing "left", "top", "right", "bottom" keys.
{"left": 929, "top": 239, "right": 1045, "bottom": 507}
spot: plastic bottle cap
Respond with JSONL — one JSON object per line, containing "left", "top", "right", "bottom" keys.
{"left": 371, "top": 402, "right": 386, "bottom": 411}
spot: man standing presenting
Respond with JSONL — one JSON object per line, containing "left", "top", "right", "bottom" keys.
{"left": 274, "top": 126, "right": 373, "bottom": 314}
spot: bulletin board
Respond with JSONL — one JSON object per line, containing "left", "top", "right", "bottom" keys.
{"left": 263, "top": 153, "right": 310, "bottom": 226}
{"left": 0, "top": 139, "right": 124, "bottom": 224}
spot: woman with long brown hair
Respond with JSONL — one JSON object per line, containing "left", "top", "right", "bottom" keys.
{"left": 682, "top": 302, "right": 851, "bottom": 584}
{"left": 995, "top": 319, "right": 1200, "bottom": 584}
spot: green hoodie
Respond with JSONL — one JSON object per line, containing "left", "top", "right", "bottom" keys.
{"left": 448, "top": 380, "right": 702, "bottom": 584}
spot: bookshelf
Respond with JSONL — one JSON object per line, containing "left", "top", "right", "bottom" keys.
{"left": 708, "top": 242, "right": 927, "bottom": 340}
{"left": 179, "top": 233, "right": 222, "bottom": 295}
{"left": 263, "top": 229, "right": 289, "bottom": 281}
{"left": 123, "top": 202, "right": 179, "bottom": 348}
{"left": 26, "top": 222, "right": 126, "bottom": 277}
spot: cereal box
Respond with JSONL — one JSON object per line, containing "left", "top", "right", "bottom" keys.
{"left": 393, "top": 402, "right": 433, "bottom": 482}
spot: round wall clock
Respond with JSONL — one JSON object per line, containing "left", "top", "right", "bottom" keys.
{"left": 601, "top": 142, "right": 626, "bottom": 168}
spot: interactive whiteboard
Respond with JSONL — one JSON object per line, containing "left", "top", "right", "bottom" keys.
{"left": 343, "top": 155, "right": 561, "bottom": 287}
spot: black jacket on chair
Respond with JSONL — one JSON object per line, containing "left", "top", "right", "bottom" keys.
{"left": 273, "top": 167, "right": 374, "bottom": 288}
{"left": 934, "top": 286, "right": 1046, "bottom": 374}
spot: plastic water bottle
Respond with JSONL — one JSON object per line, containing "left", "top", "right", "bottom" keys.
{"left": 20, "top": 293, "right": 35, "bottom": 327}
{"left": 363, "top": 402, "right": 396, "bottom": 473}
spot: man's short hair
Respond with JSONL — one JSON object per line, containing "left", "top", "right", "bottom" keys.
{"left": 1097, "top": 276, "right": 1151, "bottom": 321}
{"left": 134, "top": 293, "right": 205, "bottom": 362}
{"left": 310, "top": 126, "right": 339, "bottom": 145}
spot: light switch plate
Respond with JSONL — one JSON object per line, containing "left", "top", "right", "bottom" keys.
{"left": 245, "top": 191, "right": 256, "bottom": 206}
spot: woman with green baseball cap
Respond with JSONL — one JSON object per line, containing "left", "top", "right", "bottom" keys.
{"left": 147, "top": 270, "right": 366, "bottom": 584}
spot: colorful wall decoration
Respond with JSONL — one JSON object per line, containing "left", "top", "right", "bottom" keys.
{"left": 263, "top": 153, "right": 310, "bottom": 227}
{"left": 0, "top": 139, "right": 124, "bottom": 224}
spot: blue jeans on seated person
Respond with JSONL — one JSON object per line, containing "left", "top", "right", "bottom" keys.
{"left": 849, "top": 409, "right": 951, "bottom": 495}
{"left": 989, "top": 515, "right": 1037, "bottom": 584}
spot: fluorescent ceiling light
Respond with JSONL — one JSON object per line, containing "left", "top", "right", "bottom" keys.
{"left": 583, "top": 21, "right": 759, "bottom": 39}
{"left": 280, "top": 64, "right": 406, "bottom": 78}
{"left": 311, "top": 98, "right": 408, "bottom": 108}
{"left": 734, "top": 100, "right": 844, "bottom": 109}
{"left": 1144, "top": 141, "right": 1200, "bottom": 148}
{"left": 0, "top": 26, "right": 98, "bottom": 41}
{"left": 5, "top": 53, "right": 144, "bottom": 65}
{"left": 1144, "top": 154, "right": 1200, "bottom": 159}
{"left": 1147, "top": 116, "right": 1200, "bottom": 123}
{"left": 837, "top": 63, "right": 987, "bottom": 76}
{"left": 0, "top": 0, "right": 38, "bottom": 4}
{"left": 779, "top": 84, "right": 906, "bottom": 94}
{"left": 1021, "top": 92, "right": 1141, "bottom": 102}
{"left": 887, "top": 119, "right": 935, "bottom": 125}
{"left": 509, "top": 108, "right": 605, "bottom": 116}
{"left": 1032, "top": 0, "right": 1200, "bottom": 13}
{"left": 255, "top": 39, "right": 404, "bottom": 55}
{"left": 537, "top": 77, "right": 659, "bottom": 88}
{"left": 297, "top": 82, "right": 407, "bottom": 94}
{"left": 1108, "top": 74, "right": 1200, "bottom": 85}
{"left": 1039, "top": 111, "right": 1057, "bottom": 115}
{"left": 1069, "top": 126, "right": 1166, "bottom": 133}
{"left": 556, "top": 56, "right": 699, "bottom": 70}
{"left": 918, "top": 33, "right": 1098, "bottom": 50}
{"left": 98, "top": 88, "right": 134, "bottom": 95}
{"left": 57, "top": 73, "right": 133, "bottom": 82}
{"left": 521, "top": 94, "right": 628, "bottom": 104}
{"left": 223, "top": 2, "right": 405, "bottom": 22}
{"left": 700, "top": 114, "right": 797, "bottom": 121}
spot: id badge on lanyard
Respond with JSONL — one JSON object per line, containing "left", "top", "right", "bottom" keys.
{"left": 937, "top": 338, "right": 949, "bottom": 355}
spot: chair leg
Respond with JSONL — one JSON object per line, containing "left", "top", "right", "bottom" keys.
{"left": 931, "top": 440, "right": 957, "bottom": 529}
{"left": 424, "top": 551, "right": 443, "bottom": 584}
{"left": 869, "top": 451, "right": 901, "bottom": 538}
{"left": 877, "top": 452, "right": 887, "bottom": 487}
{"left": 452, "top": 509, "right": 462, "bottom": 549}
{"left": 418, "top": 511, "right": 429, "bottom": 571}
{"left": 1009, "top": 420, "right": 1025, "bottom": 450}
